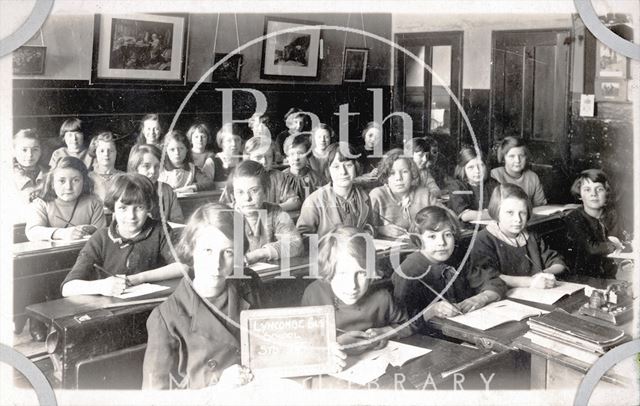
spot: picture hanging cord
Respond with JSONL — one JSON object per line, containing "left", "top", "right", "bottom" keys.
{"left": 343, "top": 13, "right": 368, "bottom": 53}
{"left": 212, "top": 13, "right": 220, "bottom": 56}
{"left": 234, "top": 13, "right": 240, "bottom": 49}
{"left": 38, "top": 28, "right": 44, "bottom": 47}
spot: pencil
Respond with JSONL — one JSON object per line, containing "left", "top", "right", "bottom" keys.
{"left": 93, "top": 264, "right": 131, "bottom": 286}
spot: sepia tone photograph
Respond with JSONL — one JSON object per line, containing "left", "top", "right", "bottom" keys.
{"left": 1, "top": 1, "right": 638, "bottom": 405}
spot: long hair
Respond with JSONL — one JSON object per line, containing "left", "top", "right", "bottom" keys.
{"left": 376, "top": 148, "right": 421, "bottom": 190}
{"left": 454, "top": 146, "right": 488, "bottom": 183}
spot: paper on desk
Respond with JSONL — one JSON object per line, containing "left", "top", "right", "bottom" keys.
{"left": 507, "top": 282, "right": 587, "bottom": 305}
{"left": 469, "top": 219, "right": 492, "bottom": 225}
{"left": 447, "top": 300, "right": 548, "bottom": 331}
{"left": 114, "top": 283, "right": 169, "bottom": 300}
{"left": 607, "top": 251, "right": 635, "bottom": 260}
{"left": 330, "top": 341, "right": 431, "bottom": 385}
{"left": 532, "top": 204, "right": 580, "bottom": 216}
{"left": 373, "top": 239, "right": 408, "bottom": 251}
{"left": 166, "top": 221, "right": 186, "bottom": 229}
{"left": 250, "top": 262, "right": 279, "bottom": 273}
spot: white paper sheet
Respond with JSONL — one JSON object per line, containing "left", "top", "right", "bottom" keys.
{"left": 114, "top": 283, "right": 170, "bottom": 300}
{"left": 447, "top": 300, "right": 548, "bottom": 330}
{"left": 330, "top": 341, "right": 431, "bottom": 385}
{"left": 373, "top": 239, "right": 408, "bottom": 251}
{"left": 532, "top": 204, "right": 580, "bottom": 216}
{"left": 507, "top": 282, "right": 587, "bottom": 305}
{"left": 607, "top": 251, "right": 635, "bottom": 260}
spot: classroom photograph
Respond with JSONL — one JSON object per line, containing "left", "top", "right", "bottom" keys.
{"left": 2, "top": 1, "right": 638, "bottom": 405}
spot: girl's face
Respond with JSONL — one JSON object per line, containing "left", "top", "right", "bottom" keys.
{"left": 580, "top": 178, "right": 608, "bottom": 212}
{"left": 113, "top": 197, "right": 149, "bottom": 238}
{"left": 363, "top": 128, "right": 381, "bottom": 150}
{"left": 464, "top": 157, "right": 486, "bottom": 185}
{"left": 14, "top": 137, "right": 41, "bottom": 168}
{"left": 387, "top": 158, "right": 413, "bottom": 196}
{"left": 497, "top": 197, "right": 528, "bottom": 238}
{"left": 191, "top": 130, "right": 208, "bottom": 152}
{"left": 143, "top": 120, "right": 161, "bottom": 145}
{"left": 142, "top": 120, "right": 160, "bottom": 145}
{"left": 287, "top": 145, "right": 308, "bottom": 172}
{"left": 412, "top": 150, "right": 428, "bottom": 170}
{"left": 136, "top": 152, "right": 160, "bottom": 183}
{"left": 287, "top": 116, "right": 304, "bottom": 132}
{"left": 233, "top": 176, "right": 266, "bottom": 215}
{"left": 221, "top": 133, "right": 241, "bottom": 156}
{"left": 313, "top": 129, "right": 331, "bottom": 152}
{"left": 64, "top": 131, "right": 84, "bottom": 153}
{"left": 248, "top": 150, "right": 273, "bottom": 170}
{"left": 504, "top": 146, "right": 527, "bottom": 176}
{"left": 192, "top": 226, "right": 235, "bottom": 292}
{"left": 328, "top": 155, "right": 356, "bottom": 189}
{"left": 330, "top": 249, "right": 370, "bottom": 305}
{"left": 95, "top": 140, "right": 117, "bottom": 169}
{"left": 166, "top": 139, "right": 188, "bottom": 167}
{"left": 420, "top": 227, "right": 455, "bottom": 263}
{"left": 53, "top": 167, "right": 84, "bottom": 202}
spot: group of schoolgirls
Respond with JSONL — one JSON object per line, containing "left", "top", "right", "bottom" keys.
{"left": 12, "top": 108, "right": 627, "bottom": 389}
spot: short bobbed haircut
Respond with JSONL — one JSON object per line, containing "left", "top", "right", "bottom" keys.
{"left": 487, "top": 183, "right": 532, "bottom": 221}
{"left": 570, "top": 169, "right": 612, "bottom": 200}
{"left": 186, "top": 123, "right": 211, "bottom": 145}
{"left": 284, "top": 133, "right": 311, "bottom": 155}
{"left": 127, "top": 144, "right": 162, "bottom": 173}
{"left": 215, "top": 123, "right": 243, "bottom": 149}
{"left": 408, "top": 137, "right": 429, "bottom": 154}
{"left": 497, "top": 136, "right": 529, "bottom": 164}
{"left": 14, "top": 128, "right": 40, "bottom": 143}
{"left": 136, "top": 114, "right": 163, "bottom": 145}
{"left": 413, "top": 206, "right": 460, "bottom": 238}
{"left": 376, "top": 148, "right": 421, "bottom": 190}
{"left": 104, "top": 173, "right": 155, "bottom": 212}
{"left": 454, "top": 147, "right": 488, "bottom": 182}
{"left": 311, "top": 123, "right": 336, "bottom": 142}
{"left": 163, "top": 130, "right": 193, "bottom": 170}
{"left": 177, "top": 202, "right": 249, "bottom": 267}
{"left": 59, "top": 118, "right": 83, "bottom": 138}
{"left": 88, "top": 131, "right": 117, "bottom": 159}
{"left": 243, "top": 136, "right": 276, "bottom": 159}
{"left": 233, "top": 159, "right": 271, "bottom": 193}
{"left": 41, "top": 156, "right": 93, "bottom": 201}
{"left": 317, "top": 226, "right": 371, "bottom": 281}
{"left": 324, "top": 142, "right": 362, "bottom": 180}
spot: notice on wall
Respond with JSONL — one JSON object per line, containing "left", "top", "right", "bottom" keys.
{"left": 580, "top": 94, "right": 595, "bottom": 117}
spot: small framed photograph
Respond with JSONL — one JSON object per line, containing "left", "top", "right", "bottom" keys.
{"left": 13, "top": 46, "right": 46, "bottom": 75}
{"left": 260, "top": 16, "right": 321, "bottom": 80}
{"left": 211, "top": 53, "right": 243, "bottom": 82}
{"left": 596, "top": 42, "right": 626, "bottom": 78}
{"left": 91, "top": 13, "right": 189, "bottom": 84}
{"left": 595, "top": 78, "right": 627, "bottom": 102}
{"left": 342, "top": 47, "right": 369, "bottom": 83}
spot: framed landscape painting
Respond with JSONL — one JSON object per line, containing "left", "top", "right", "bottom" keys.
{"left": 91, "top": 13, "right": 189, "bottom": 84}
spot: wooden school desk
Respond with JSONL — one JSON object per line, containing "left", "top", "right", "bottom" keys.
{"left": 177, "top": 188, "right": 224, "bottom": 219}
{"left": 12, "top": 238, "right": 87, "bottom": 333}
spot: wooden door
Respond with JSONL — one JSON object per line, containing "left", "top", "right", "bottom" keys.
{"left": 490, "top": 29, "right": 572, "bottom": 166}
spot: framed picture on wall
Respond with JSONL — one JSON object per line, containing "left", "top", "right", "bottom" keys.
{"left": 342, "top": 48, "right": 369, "bottom": 83}
{"left": 596, "top": 42, "right": 626, "bottom": 78}
{"left": 91, "top": 13, "right": 189, "bottom": 84}
{"left": 595, "top": 78, "right": 627, "bottom": 102}
{"left": 13, "top": 46, "right": 46, "bottom": 75}
{"left": 260, "top": 16, "right": 321, "bottom": 80}
{"left": 211, "top": 53, "right": 243, "bottom": 82}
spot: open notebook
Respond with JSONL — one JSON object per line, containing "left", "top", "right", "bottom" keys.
{"left": 506, "top": 281, "right": 587, "bottom": 305}
{"left": 447, "top": 300, "right": 548, "bottom": 331}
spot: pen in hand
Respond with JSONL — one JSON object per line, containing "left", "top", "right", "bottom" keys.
{"left": 93, "top": 264, "right": 131, "bottom": 287}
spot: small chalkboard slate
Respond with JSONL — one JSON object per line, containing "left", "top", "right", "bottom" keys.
{"left": 240, "top": 305, "right": 336, "bottom": 378}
